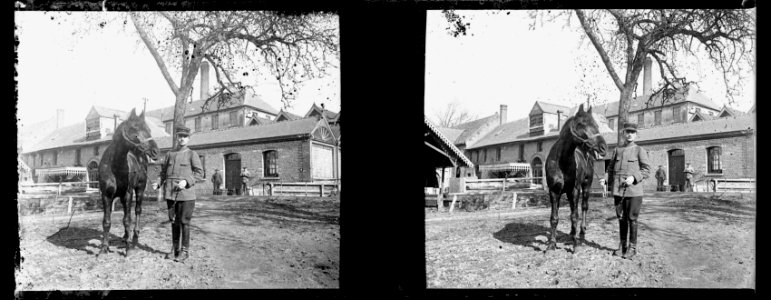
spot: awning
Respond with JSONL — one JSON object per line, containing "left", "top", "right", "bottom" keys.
{"left": 479, "top": 162, "right": 532, "bottom": 173}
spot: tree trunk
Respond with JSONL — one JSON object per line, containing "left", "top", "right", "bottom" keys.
{"left": 616, "top": 86, "right": 634, "bottom": 145}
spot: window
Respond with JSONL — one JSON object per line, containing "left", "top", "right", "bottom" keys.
{"left": 165, "top": 122, "right": 172, "bottom": 134}
{"left": 75, "top": 148, "right": 81, "bottom": 166}
{"left": 682, "top": 107, "right": 687, "bottom": 122}
{"left": 53, "top": 151, "right": 58, "bottom": 165}
{"left": 496, "top": 147, "right": 501, "bottom": 162}
{"left": 455, "top": 167, "right": 461, "bottom": 178}
{"left": 229, "top": 111, "right": 239, "bottom": 127}
{"left": 264, "top": 150, "right": 278, "bottom": 177}
{"left": 530, "top": 114, "right": 543, "bottom": 127}
{"left": 608, "top": 118, "right": 615, "bottom": 130}
{"left": 199, "top": 155, "right": 206, "bottom": 178}
{"left": 537, "top": 141, "right": 543, "bottom": 152}
{"left": 654, "top": 110, "right": 662, "bottom": 125}
{"left": 673, "top": 106, "right": 681, "bottom": 123}
{"left": 211, "top": 114, "right": 219, "bottom": 130}
{"left": 708, "top": 147, "right": 722, "bottom": 174}
{"left": 39, "top": 153, "right": 43, "bottom": 166}
{"left": 195, "top": 117, "right": 201, "bottom": 132}
{"left": 483, "top": 149, "right": 487, "bottom": 163}
{"left": 519, "top": 144, "right": 525, "bottom": 161}
{"left": 94, "top": 146, "right": 99, "bottom": 156}
{"left": 637, "top": 113, "right": 644, "bottom": 127}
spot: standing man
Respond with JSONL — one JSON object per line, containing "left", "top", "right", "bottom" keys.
{"left": 240, "top": 167, "right": 251, "bottom": 195}
{"left": 607, "top": 122, "right": 650, "bottom": 259}
{"left": 211, "top": 168, "right": 222, "bottom": 195}
{"left": 155, "top": 126, "right": 204, "bottom": 262}
{"left": 655, "top": 165, "right": 667, "bottom": 192}
{"left": 684, "top": 163, "right": 695, "bottom": 192}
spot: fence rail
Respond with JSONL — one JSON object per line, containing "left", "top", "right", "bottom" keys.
{"left": 465, "top": 177, "right": 544, "bottom": 192}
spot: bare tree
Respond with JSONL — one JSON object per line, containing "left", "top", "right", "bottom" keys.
{"left": 38, "top": 11, "right": 338, "bottom": 148}
{"left": 432, "top": 102, "right": 477, "bottom": 128}
{"left": 444, "top": 9, "right": 755, "bottom": 142}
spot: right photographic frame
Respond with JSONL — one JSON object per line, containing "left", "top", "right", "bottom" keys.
{"left": 424, "top": 9, "right": 756, "bottom": 289}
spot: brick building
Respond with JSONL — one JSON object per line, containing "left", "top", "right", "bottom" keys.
{"left": 19, "top": 63, "right": 340, "bottom": 194}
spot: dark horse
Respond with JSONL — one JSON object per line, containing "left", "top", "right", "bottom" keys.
{"left": 97, "top": 108, "right": 159, "bottom": 257}
{"left": 544, "top": 104, "right": 607, "bottom": 254}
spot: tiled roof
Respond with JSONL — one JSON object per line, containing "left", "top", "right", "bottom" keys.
{"left": 437, "top": 127, "right": 465, "bottom": 144}
{"left": 305, "top": 103, "right": 338, "bottom": 120}
{"left": 595, "top": 87, "right": 722, "bottom": 117}
{"left": 276, "top": 110, "right": 303, "bottom": 121}
{"left": 23, "top": 116, "right": 169, "bottom": 153}
{"left": 451, "top": 113, "right": 499, "bottom": 144}
{"left": 18, "top": 116, "right": 59, "bottom": 152}
{"left": 719, "top": 105, "right": 747, "bottom": 118}
{"left": 92, "top": 106, "right": 129, "bottom": 118}
{"left": 330, "top": 124, "right": 341, "bottom": 139}
{"left": 535, "top": 101, "right": 572, "bottom": 115}
{"left": 601, "top": 114, "right": 755, "bottom": 146}
{"left": 156, "top": 90, "right": 279, "bottom": 122}
{"left": 155, "top": 117, "right": 319, "bottom": 149}
{"left": 425, "top": 117, "right": 473, "bottom": 168}
{"left": 467, "top": 117, "right": 532, "bottom": 149}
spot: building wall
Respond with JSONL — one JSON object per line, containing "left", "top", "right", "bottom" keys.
{"left": 471, "top": 138, "right": 558, "bottom": 179}
{"left": 607, "top": 133, "right": 755, "bottom": 191}
{"left": 165, "top": 107, "right": 278, "bottom": 134}
{"left": 543, "top": 113, "right": 560, "bottom": 133}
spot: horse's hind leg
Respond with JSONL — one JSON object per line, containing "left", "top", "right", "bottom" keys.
{"left": 121, "top": 193, "right": 134, "bottom": 257}
{"left": 97, "top": 195, "right": 114, "bottom": 257}
{"left": 546, "top": 190, "right": 562, "bottom": 251}
{"left": 568, "top": 188, "right": 581, "bottom": 254}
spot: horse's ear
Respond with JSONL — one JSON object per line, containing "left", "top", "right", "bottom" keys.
{"left": 587, "top": 106, "right": 593, "bottom": 114}
{"left": 139, "top": 109, "right": 145, "bottom": 119}
{"left": 578, "top": 104, "right": 585, "bottom": 114}
{"left": 129, "top": 108, "right": 137, "bottom": 119}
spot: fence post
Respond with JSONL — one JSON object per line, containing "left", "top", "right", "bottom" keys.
{"left": 511, "top": 192, "right": 517, "bottom": 210}
{"left": 437, "top": 192, "right": 444, "bottom": 211}
{"left": 320, "top": 184, "right": 325, "bottom": 197}
{"left": 449, "top": 194, "right": 458, "bottom": 214}
{"left": 67, "top": 196, "right": 73, "bottom": 214}
{"left": 502, "top": 179, "right": 506, "bottom": 192}
{"left": 269, "top": 183, "right": 274, "bottom": 196}
{"left": 57, "top": 182, "right": 62, "bottom": 197}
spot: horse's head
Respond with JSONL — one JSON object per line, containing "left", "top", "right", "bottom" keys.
{"left": 570, "top": 104, "right": 607, "bottom": 160}
{"left": 120, "top": 108, "right": 160, "bottom": 162}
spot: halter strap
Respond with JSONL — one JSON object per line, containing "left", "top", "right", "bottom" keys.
{"left": 122, "top": 126, "right": 153, "bottom": 149}
{"left": 569, "top": 122, "right": 600, "bottom": 144}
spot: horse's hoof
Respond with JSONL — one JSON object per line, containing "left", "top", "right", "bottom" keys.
{"left": 545, "top": 242, "right": 557, "bottom": 251}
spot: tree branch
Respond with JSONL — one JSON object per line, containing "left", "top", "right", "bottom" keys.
{"left": 576, "top": 10, "right": 625, "bottom": 91}
{"left": 130, "top": 12, "right": 180, "bottom": 96}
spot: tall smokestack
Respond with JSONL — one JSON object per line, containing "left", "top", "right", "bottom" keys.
{"left": 500, "top": 104, "right": 507, "bottom": 125}
{"left": 200, "top": 61, "right": 210, "bottom": 100}
{"left": 56, "top": 109, "right": 64, "bottom": 129}
{"left": 643, "top": 56, "right": 652, "bottom": 97}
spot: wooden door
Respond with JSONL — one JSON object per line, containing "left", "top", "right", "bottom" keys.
{"left": 312, "top": 143, "right": 335, "bottom": 180}
{"left": 225, "top": 153, "right": 241, "bottom": 192}
{"left": 668, "top": 149, "right": 685, "bottom": 191}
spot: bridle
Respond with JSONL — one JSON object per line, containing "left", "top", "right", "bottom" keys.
{"left": 122, "top": 126, "right": 154, "bottom": 154}
{"left": 569, "top": 120, "right": 601, "bottom": 148}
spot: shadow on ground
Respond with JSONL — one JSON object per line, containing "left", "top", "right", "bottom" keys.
{"left": 493, "top": 221, "right": 616, "bottom": 253}
{"left": 45, "top": 227, "right": 165, "bottom": 256}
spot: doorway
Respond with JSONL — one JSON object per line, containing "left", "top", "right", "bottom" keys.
{"left": 668, "top": 149, "right": 685, "bottom": 191}
{"left": 225, "top": 153, "right": 241, "bottom": 195}
{"left": 88, "top": 161, "right": 99, "bottom": 188}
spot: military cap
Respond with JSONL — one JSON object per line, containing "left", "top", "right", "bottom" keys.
{"left": 175, "top": 126, "right": 191, "bottom": 137}
{"left": 622, "top": 122, "right": 638, "bottom": 133}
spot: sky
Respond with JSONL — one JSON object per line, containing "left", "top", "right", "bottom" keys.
{"left": 424, "top": 10, "right": 756, "bottom": 124}
{"left": 15, "top": 11, "right": 340, "bottom": 128}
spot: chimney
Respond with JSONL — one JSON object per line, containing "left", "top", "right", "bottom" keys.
{"left": 200, "top": 61, "right": 210, "bottom": 100}
{"left": 499, "top": 104, "right": 507, "bottom": 125}
{"left": 557, "top": 110, "right": 562, "bottom": 131}
{"left": 55, "top": 109, "right": 64, "bottom": 129}
{"left": 643, "top": 56, "right": 652, "bottom": 97}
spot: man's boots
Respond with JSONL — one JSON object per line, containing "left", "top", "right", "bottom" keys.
{"left": 165, "top": 241, "right": 178, "bottom": 260}
{"left": 165, "top": 223, "right": 180, "bottom": 259}
{"left": 175, "top": 246, "right": 189, "bottom": 262}
{"left": 624, "top": 220, "right": 638, "bottom": 259}
{"left": 612, "top": 220, "right": 628, "bottom": 256}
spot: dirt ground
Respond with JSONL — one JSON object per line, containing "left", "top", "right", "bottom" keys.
{"left": 15, "top": 195, "right": 339, "bottom": 291}
{"left": 426, "top": 193, "right": 755, "bottom": 288}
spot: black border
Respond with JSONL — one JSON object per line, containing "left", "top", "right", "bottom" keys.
{"left": 9, "top": 0, "right": 761, "bottom": 299}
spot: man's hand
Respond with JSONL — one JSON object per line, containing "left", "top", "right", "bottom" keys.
{"left": 151, "top": 182, "right": 159, "bottom": 190}
{"left": 177, "top": 180, "right": 187, "bottom": 190}
{"left": 624, "top": 176, "right": 634, "bottom": 186}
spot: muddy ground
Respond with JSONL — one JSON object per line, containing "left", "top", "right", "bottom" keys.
{"left": 426, "top": 193, "right": 755, "bottom": 288}
{"left": 15, "top": 195, "right": 339, "bottom": 290}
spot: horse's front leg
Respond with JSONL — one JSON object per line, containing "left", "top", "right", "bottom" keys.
{"left": 121, "top": 193, "right": 134, "bottom": 257}
{"left": 97, "top": 195, "right": 114, "bottom": 257}
{"left": 579, "top": 185, "right": 590, "bottom": 241}
{"left": 133, "top": 187, "right": 143, "bottom": 247}
{"left": 546, "top": 190, "right": 562, "bottom": 251}
{"left": 568, "top": 187, "right": 581, "bottom": 254}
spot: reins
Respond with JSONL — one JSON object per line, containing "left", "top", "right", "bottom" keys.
{"left": 121, "top": 126, "right": 153, "bottom": 152}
